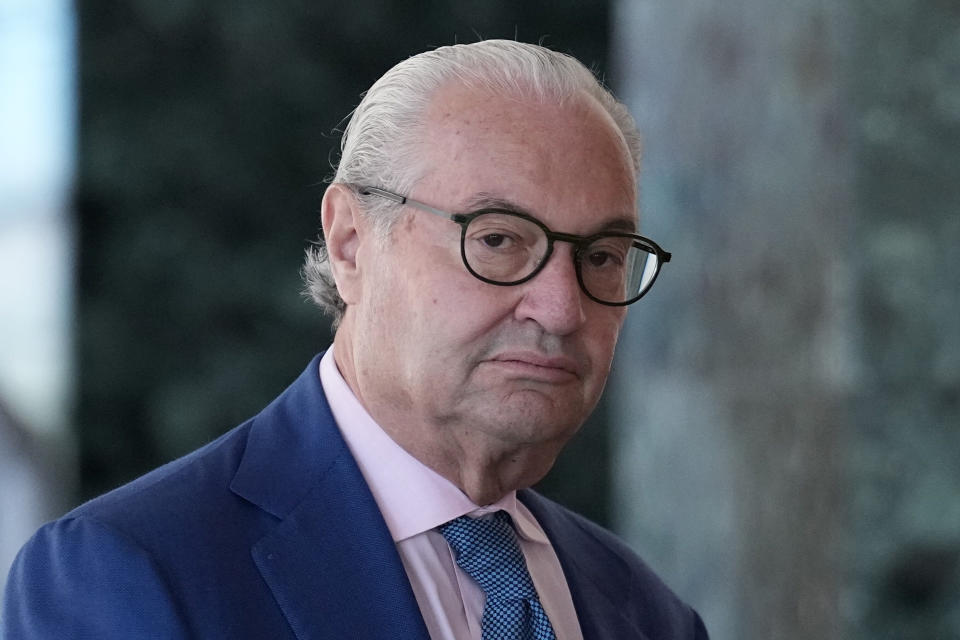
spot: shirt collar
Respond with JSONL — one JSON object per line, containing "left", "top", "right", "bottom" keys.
{"left": 318, "top": 347, "right": 548, "bottom": 545}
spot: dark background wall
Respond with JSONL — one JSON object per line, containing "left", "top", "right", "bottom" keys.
{"left": 75, "top": 1, "right": 614, "bottom": 524}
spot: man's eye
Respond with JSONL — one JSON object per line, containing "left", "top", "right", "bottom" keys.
{"left": 586, "top": 250, "right": 622, "bottom": 267}
{"left": 481, "top": 233, "right": 509, "bottom": 248}
{"left": 473, "top": 230, "right": 525, "bottom": 251}
{"left": 588, "top": 251, "right": 609, "bottom": 266}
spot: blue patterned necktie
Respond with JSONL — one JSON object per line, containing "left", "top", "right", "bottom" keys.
{"left": 439, "top": 511, "right": 557, "bottom": 640}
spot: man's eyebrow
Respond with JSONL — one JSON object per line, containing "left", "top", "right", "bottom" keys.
{"left": 463, "top": 192, "right": 638, "bottom": 234}
{"left": 463, "top": 193, "right": 534, "bottom": 215}
{"left": 599, "top": 218, "right": 639, "bottom": 234}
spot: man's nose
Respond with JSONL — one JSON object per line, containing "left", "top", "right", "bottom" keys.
{"left": 513, "top": 245, "right": 586, "bottom": 336}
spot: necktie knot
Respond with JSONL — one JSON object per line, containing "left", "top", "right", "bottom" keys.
{"left": 440, "top": 511, "right": 537, "bottom": 601}
{"left": 439, "top": 511, "right": 557, "bottom": 640}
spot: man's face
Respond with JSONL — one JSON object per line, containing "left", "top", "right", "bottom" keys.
{"left": 347, "top": 83, "right": 637, "bottom": 474}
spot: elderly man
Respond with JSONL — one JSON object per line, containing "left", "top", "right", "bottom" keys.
{"left": 3, "top": 41, "right": 707, "bottom": 639}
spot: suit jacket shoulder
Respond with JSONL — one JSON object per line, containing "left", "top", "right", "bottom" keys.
{"left": 3, "top": 354, "right": 428, "bottom": 640}
{"left": 3, "top": 413, "right": 297, "bottom": 638}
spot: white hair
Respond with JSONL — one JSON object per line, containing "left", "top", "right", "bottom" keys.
{"left": 302, "top": 40, "right": 642, "bottom": 329}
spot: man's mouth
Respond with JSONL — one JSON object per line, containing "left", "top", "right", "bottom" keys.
{"left": 485, "top": 351, "right": 582, "bottom": 382}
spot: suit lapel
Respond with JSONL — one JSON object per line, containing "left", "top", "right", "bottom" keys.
{"left": 250, "top": 457, "right": 430, "bottom": 640}
{"left": 520, "top": 491, "right": 651, "bottom": 640}
{"left": 231, "top": 354, "right": 430, "bottom": 640}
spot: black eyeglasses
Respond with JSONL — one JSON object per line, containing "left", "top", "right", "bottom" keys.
{"left": 354, "top": 185, "right": 671, "bottom": 306}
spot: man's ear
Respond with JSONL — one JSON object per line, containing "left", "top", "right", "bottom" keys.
{"left": 321, "top": 184, "right": 366, "bottom": 305}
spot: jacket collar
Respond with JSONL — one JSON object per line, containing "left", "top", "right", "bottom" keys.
{"left": 520, "top": 490, "right": 649, "bottom": 640}
{"left": 230, "top": 353, "right": 430, "bottom": 640}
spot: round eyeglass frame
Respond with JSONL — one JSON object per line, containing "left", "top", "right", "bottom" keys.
{"left": 353, "top": 184, "right": 672, "bottom": 306}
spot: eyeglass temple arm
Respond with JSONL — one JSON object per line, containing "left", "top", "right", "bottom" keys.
{"left": 356, "top": 186, "right": 403, "bottom": 203}
{"left": 356, "top": 186, "right": 453, "bottom": 221}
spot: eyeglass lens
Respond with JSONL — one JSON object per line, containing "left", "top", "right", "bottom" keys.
{"left": 463, "top": 212, "right": 659, "bottom": 304}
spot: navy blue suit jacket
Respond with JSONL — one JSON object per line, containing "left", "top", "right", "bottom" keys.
{"left": 3, "top": 354, "right": 708, "bottom": 639}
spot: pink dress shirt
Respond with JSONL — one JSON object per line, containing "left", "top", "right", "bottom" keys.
{"left": 319, "top": 348, "right": 583, "bottom": 640}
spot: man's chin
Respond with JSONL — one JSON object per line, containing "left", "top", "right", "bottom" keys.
{"left": 481, "top": 393, "right": 586, "bottom": 444}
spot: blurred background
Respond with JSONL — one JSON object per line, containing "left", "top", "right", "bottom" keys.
{"left": 1, "top": 0, "right": 958, "bottom": 637}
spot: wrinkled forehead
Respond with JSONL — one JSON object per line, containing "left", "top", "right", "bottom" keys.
{"left": 420, "top": 82, "right": 634, "bottom": 165}
{"left": 412, "top": 82, "right": 638, "bottom": 229}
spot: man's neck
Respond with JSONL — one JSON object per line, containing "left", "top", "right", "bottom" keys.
{"left": 331, "top": 329, "right": 560, "bottom": 505}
